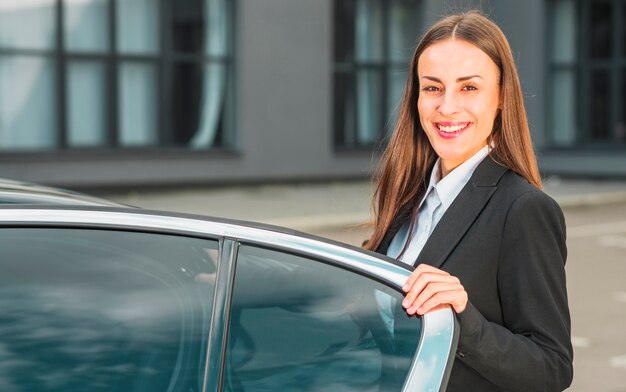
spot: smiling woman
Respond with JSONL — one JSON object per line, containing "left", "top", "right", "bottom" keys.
{"left": 417, "top": 39, "right": 501, "bottom": 177}
{"left": 364, "top": 11, "right": 573, "bottom": 392}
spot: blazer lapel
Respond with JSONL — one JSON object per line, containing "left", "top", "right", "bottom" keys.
{"left": 413, "top": 157, "right": 508, "bottom": 269}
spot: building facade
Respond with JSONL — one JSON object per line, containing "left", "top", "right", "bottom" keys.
{"left": 0, "top": 0, "right": 624, "bottom": 188}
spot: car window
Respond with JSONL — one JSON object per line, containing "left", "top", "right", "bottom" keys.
{"left": 223, "top": 245, "right": 421, "bottom": 392}
{"left": 0, "top": 228, "right": 219, "bottom": 392}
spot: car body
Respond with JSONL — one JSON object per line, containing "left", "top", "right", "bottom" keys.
{"left": 0, "top": 184, "right": 458, "bottom": 391}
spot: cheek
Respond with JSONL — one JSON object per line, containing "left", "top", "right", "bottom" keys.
{"left": 417, "top": 98, "right": 434, "bottom": 122}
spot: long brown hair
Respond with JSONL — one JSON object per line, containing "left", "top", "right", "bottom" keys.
{"left": 365, "top": 11, "right": 541, "bottom": 252}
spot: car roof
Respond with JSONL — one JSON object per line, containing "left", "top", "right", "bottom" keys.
{"left": 0, "top": 178, "right": 125, "bottom": 207}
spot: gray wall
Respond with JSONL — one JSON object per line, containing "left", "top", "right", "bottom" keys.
{"left": 0, "top": 0, "right": 374, "bottom": 188}
{"left": 1, "top": 0, "right": 624, "bottom": 188}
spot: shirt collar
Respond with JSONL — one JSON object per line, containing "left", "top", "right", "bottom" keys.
{"left": 422, "top": 145, "right": 491, "bottom": 210}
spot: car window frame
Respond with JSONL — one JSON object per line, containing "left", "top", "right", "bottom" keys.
{"left": 0, "top": 206, "right": 458, "bottom": 392}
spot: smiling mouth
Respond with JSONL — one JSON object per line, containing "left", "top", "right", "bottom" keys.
{"left": 435, "top": 122, "right": 472, "bottom": 133}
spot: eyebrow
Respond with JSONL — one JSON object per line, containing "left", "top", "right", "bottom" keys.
{"left": 421, "top": 75, "right": 483, "bottom": 83}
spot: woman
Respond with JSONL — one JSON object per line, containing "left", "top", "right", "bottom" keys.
{"left": 365, "top": 12, "right": 573, "bottom": 392}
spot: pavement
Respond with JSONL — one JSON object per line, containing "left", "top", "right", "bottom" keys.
{"left": 99, "top": 176, "right": 626, "bottom": 232}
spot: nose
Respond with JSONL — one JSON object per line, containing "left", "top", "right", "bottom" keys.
{"left": 437, "top": 91, "right": 460, "bottom": 116}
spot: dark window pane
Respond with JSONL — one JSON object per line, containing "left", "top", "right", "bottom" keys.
{"left": 590, "top": 1, "right": 612, "bottom": 59}
{"left": 170, "top": 62, "right": 203, "bottom": 145}
{"left": 388, "top": 0, "right": 421, "bottom": 62}
{"left": 590, "top": 69, "right": 611, "bottom": 140}
{"left": 224, "top": 245, "right": 421, "bottom": 391}
{"left": 172, "top": 0, "right": 204, "bottom": 53}
{"left": 623, "top": 3, "right": 626, "bottom": 57}
{"left": 620, "top": 69, "right": 626, "bottom": 143}
{"left": 0, "top": 228, "right": 218, "bottom": 391}
{"left": 334, "top": 0, "right": 356, "bottom": 62}
{"left": 168, "top": 62, "right": 229, "bottom": 148}
{"left": 171, "top": 0, "right": 230, "bottom": 56}
{"left": 334, "top": 71, "right": 356, "bottom": 146}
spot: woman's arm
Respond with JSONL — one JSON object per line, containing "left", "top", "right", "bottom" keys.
{"left": 456, "top": 190, "right": 573, "bottom": 391}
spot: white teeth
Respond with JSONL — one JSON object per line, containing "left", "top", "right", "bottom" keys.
{"left": 437, "top": 123, "right": 468, "bottom": 133}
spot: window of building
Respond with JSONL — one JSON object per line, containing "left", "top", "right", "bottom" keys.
{"left": 548, "top": 0, "right": 626, "bottom": 147}
{"left": 0, "top": 0, "right": 234, "bottom": 152}
{"left": 333, "top": 0, "right": 422, "bottom": 149}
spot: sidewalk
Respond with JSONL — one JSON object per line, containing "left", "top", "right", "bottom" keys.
{"left": 100, "top": 178, "right": 626, "bottom": 232}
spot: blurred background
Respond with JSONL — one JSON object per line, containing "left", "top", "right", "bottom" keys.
{"left": 0, "top": 0, "right": 625, "bottom": 391}
{"left": 1, "top": 0, "right": 625, "bottom": 187}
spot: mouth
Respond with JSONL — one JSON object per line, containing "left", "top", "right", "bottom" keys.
{"left": 433, "top": 122, "right": 472, "bottom": 139}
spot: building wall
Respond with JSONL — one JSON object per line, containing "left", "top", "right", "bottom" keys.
{"left": 0, "top": 0, "right": 373, "bottom": 188}
{"left": 0, "top": 0, "right": 624, "bottom": 188}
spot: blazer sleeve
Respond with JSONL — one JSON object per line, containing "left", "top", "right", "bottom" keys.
{"left": 455, "top": 190, "right": 573, "bottom": 392}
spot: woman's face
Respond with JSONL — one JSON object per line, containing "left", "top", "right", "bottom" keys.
{"left": 417, "top": 39, "right": 501, "bottom": 177}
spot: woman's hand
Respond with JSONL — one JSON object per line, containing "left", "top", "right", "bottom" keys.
{"left": 402, "top": 264, "right": 468, "bottom": 315}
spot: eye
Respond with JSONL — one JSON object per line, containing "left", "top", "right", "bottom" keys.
{"left": 461, "top": 85, "right": 478, "bottom": 91}
{"left": 421, "top": 85, "right": 441, "bottom": 92}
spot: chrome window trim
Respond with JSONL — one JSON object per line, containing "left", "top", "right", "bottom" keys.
{"left": 0, "top": 208, "right": 456, "bottom": 392}
{"left": 204, "top": 239, "right": 238, "bottom": 392}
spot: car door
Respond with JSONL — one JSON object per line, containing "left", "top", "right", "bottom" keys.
{"left": 0, "top": 207, "right": 457, "bottom": 392}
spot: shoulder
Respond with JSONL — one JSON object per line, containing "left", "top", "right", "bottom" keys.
{"left": 472, "top": 157, "right": 561, "bottom": 213}
{"left": 494, "top": 172, "right": 567, "bottom": 247}
{"left": 499, "top": 171, "right": 562, "bottom": 216}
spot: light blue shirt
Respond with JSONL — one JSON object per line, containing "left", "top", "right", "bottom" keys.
{"left": 387, "top": 145, "right": 491, "bottom": 264}
{"left": 376, "top": 145, "right": 490, "bottom": 333}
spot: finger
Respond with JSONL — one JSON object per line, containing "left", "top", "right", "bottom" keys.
{"left": 406, "top": 282, "right": 464, "bottom": 313}
{"left": 402, "top": 264, "right": 449, "bottom": 292}
{"left": 402, "top": 273, "right": 460, "bottom": 309}
{"left": 410, "top": 289, "right": 468, "bottom": 315}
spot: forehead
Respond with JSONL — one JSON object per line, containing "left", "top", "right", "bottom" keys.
{"left": 417, "top": 39, "right": 498, "bottom": 79}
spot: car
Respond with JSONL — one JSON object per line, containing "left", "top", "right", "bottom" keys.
{"left": 0, "top": 183, "right": 458, "bottom": 392}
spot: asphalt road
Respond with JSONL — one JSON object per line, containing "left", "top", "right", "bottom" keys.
{"left": 310, "top": 203, "right": 626, "bottom": 392}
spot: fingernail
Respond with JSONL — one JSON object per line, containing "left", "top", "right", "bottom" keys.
{"left": 402, "top": 300, "right": 409, "bottom": 307}
{"left": 402, "top": 285, "right": 409, "bottom": 291}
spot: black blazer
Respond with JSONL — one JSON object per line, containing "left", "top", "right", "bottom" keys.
{"left": 377, "top": 157, "right": 573, "bottom": 392}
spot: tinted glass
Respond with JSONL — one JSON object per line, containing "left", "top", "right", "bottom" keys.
{"left": 0, "top": 228, "right": 219, "bottom": 391}
{"left": 590, "top": 1, "right": 612, "bottom": 59}
{"left": 0, "top": 56, "right": 57, "bottom": 150}
{"left": 170, "top": 0, "right": 231, "bottom": 56}
{"left": 67, "top": 60, "right": 108, "bottom": 147}
{"left": 0, "top": 0, "right": 56, "bottom": 50}
{"left": 590, "top": 69, "right": 611, "bottom": 140}
{"left": 118, "top": 62, "right": 158, "bottom": 147}
{"left": 223, "top": 245, "right": 421, "bottom": 392}
{"left": 63, "top": 0, "right": 109, "bottom": 52}
{"left": 117, "top": 0, "right": 160, "bottom": 54}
